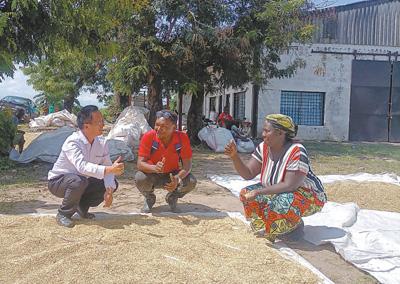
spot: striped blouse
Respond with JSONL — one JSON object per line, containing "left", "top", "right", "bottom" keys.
{"left": 252, "top": 142, "right": 326, "bottom": 201}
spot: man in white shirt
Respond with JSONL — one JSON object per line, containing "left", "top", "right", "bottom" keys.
{"left": 48, "top": 105, "right": 124, "bottom": 228}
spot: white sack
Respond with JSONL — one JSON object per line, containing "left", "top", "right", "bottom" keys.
{"left": 29, "top": 110, "right": 77, "bottom": 129}
{"left": 198, "top": 126, "right": 233, "bottom": 152}
{"left": 236, "top": 139, "right": 255, "bottom": 153}
{"left": 106, "top": 106, "right": 151, "bottom": 149}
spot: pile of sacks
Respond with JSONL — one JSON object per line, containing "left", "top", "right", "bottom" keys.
{"left": 198, "top": 125, "right": 255, "bottom": 153}
{"left": 11, "top": 106, "right": 153, "bottom": 163}
{"left": 29, "top": 110, "right": 77, "bottom": 129}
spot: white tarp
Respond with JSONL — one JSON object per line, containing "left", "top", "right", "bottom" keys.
{"left": 29, "top": 110, "right": 77, "bottom": 129}
{"left": 319, "top": 173, "right": 400, "bottom": 186}
{"left": 208, "top": 173, "right": 400, "bottom": 284}
{"left": 9, "top": 126, "right": 135, "bottom": 163}
{"left": 304, "top": 202, "right": 400, "bottom": 284}
{"left": 106, "top": 106, "right": 152, "bottom": 149}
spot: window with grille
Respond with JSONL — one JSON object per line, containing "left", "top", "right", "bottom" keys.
{"left": 233, "top": 91, "right": 246, "bottom": 120}
{"left": 209, "top": 97, "right": 216, "bottom": 111}
{"left": 280, "top": 91, "right": 325, "bottom": 126}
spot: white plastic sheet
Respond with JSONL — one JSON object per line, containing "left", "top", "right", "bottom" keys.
{"left": 320, "top": 172, "right": 400, "bottom": 186}
{"left": 304, "top": 202, "right": 400, "bottom": 284}
{"left": 208, "top": 173, "right": 400, "bottom": 284}
{"left": 29, "top": 110, "right": 77, "bottom": 128}
{"left": 106, "top": 106, "right": 152, "bottom": 149}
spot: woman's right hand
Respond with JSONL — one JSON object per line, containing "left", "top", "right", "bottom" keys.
{"left": 224, "top": 139, "right": 238, "bottom": 159}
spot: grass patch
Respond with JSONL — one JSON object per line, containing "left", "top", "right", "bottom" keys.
{"left": 304, "top": 142, "right": 400, "bottom": 175}
{"left": 304, "top": 141, "right": 400, "bottom": 159}
{"left": 0, "top": 156, "right": 16, "bottom": 171}
{"left": 0, "top": 162, "right": 51, "bottom": 190}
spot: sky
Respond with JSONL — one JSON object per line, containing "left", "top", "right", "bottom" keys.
{"left": 0, "top": 0, "right": 365, "bottom": 107}
{"left": 0, "top": 67, "right": 104, "bottom": 107}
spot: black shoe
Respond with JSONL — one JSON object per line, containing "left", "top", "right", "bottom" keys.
{"left": 141, "top": 194, "right": 156, "bottom": 213}
{"left": 77, "top": 206, "right": 95, "bottom": 219}
{"left": 165, "top": 192, "right": 180, "bottom": 213}
{"left": 56, "top": 213, "right": 74, "bottom": 228}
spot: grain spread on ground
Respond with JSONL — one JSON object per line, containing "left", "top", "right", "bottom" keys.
{"left": 0, "top": 215, "right": 319, "bottom": 284}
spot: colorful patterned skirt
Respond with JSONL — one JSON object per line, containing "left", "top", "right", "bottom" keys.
{"left": 240, "top": 183, "right": 326, "bottom": 242}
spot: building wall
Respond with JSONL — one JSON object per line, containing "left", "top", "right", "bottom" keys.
{"left": 258, "top": 43, "right": 400, "bottom": 141}
{"left": 309, "top": 0, "right": 400, "bottom": 47}
{"left": 203, "top": 83, "right": 253, "bottom": 122}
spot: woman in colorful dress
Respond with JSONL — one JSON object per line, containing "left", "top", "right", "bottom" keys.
{"left": 224, "top": 114, "right": 327, "bottom": 242}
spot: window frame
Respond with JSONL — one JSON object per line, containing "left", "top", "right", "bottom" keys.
{"left": 280, "top": 90, "right": 325, "bottom": 126}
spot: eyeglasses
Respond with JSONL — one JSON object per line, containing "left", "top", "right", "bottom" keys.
{"left": 156, "top": 110, "right": 177, "bottom": 123}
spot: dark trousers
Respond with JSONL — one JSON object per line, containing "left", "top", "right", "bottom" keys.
{"left": 48, "top": 174, "right": 118, "bottom": 217}
{"left": 135, "top": 171, "right": 197, "bottom": 199}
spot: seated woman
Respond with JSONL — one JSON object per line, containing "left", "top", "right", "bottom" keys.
{"left": 225, "top": 114, "right": 326, "bottom": 242}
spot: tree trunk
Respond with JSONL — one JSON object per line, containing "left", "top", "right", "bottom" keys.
{"left": 63, "top": 93, "right": 75, "bottom": 113}
{"left": 251, "top": 83, "right": 259, "bottom": 138}
{"left": 147, "top": 72, "right": 163, "bottom": 128}
{"left": 251, "top": 46, "right": 261, "bottom": 138}
{"left": 187, "top": 85, "right": 204, "bottom": 145}
{"left": 115, "top": 93, "right": 132, "bottom": 109}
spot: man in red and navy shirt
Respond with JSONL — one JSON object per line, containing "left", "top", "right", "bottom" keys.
{"left": 135, "top": 110, "right": 196, "bottom": 213}
{"left": 217, "top": 106, "right": 234, "bottom": 128}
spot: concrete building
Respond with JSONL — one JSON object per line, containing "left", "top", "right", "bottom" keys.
{"left": 203, "top": 0, "right": 400, "bottom": 142}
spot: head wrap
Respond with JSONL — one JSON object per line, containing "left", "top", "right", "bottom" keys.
{"left": 265, "top": 114, "right": 298, "bottom": 139}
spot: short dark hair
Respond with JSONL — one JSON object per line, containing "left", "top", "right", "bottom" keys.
{"left": 77, "top": 105, "right": 99, "bottom": 129}
{"left": 156, "top": 109, "right": 177, "bottom": 124}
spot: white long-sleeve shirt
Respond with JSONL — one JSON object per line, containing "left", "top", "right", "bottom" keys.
{"left": 48, "top": 130, "right": 116, "bottom": 189}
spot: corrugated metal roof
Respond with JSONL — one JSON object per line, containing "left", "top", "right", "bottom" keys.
{"left": 306, "top": 0, "right": 400, "bottom": 46}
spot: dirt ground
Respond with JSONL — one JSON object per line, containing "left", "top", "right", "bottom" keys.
{"left": 0, "top": 132, "right": 385, "bottom": 283}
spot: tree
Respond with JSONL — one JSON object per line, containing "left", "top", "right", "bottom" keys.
{"left": 0, "top": 0, "right": 51, "bottom": 81}
{"left": 1, "top": 0, "right": 148, "bottom": 111}
{"left": 234, "top": 0, "right": 313, "bottom": 136}
{"left": 1, "top": 0, "right": 313, "bottom": 141}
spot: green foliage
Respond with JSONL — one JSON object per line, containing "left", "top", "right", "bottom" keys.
{"left": 2, "top": 0, "right": 314, "bottom": 140}
{"left": 0, "top": 108, "right": 17, "bottom": 156}
{"left": 99, "top": 99, "right": 122, "bottom": 123}
{"left": 0, "top": 156, "right": 16, "bottom": 171}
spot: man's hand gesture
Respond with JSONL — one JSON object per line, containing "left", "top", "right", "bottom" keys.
{"left": 154, "top": 157, "right": 166, "bottom": 173}
{"left": 112, "top": 156, "right": 124, "bottom": 175}
{"left": 224, "top": 139, "right": 238, "bottom": 159}
{"left": 106, "top": 156, "right": 124, "bottom": 176}
{"left": 164, "top": 173, "right": 179, "bottom": 192}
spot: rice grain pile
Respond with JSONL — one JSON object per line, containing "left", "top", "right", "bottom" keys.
{"left": 325, "top": 181, "right": 400, "bottom": 212}
{"left": 0, "top": 214, "right": 319, "bottom": 284}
